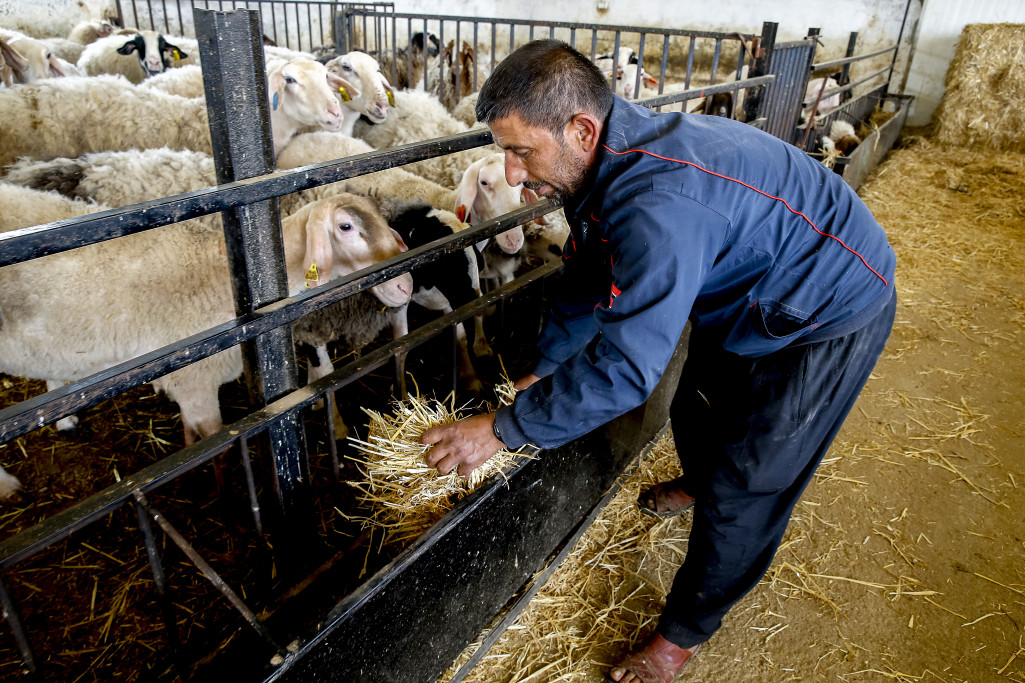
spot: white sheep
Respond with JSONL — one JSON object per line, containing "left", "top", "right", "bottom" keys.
{"left": 324, "top": 51, "right": 395, "bottom": 136}
{"left": 0, "top": 59, "right": 356, "bottom": 167}
{"left": 451, "top": 91, "right": 480, "bottom": 128}
{"left": 0, "top": 187, "right": 412, "bottom": 498}
{"left": 41, "top": 20, "right": 115, "bottom": 64}
{"left": 0, "top": 29, "right": 78, "bottom": 82}
{"left": 803, "top": 74, "right": 843, "bottom": 121}
{"left": 454, "top": 153, "right": 569, "bottom": 285}
{"left": 77, "top": 30, "right": 191, "bottom": 83}
{"left": 352, "top": 88, "right": 500, "bottom": 190}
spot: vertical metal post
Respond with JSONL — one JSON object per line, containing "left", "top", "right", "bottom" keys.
{"left": 749, "top": 21, "right": 777, "bottom": 122}
{"left": 0, "top": 575, "right": 35, "bottom": 674}
{"left": 194, "top": 8, "right": 313, "bottom": 538}
{"left": 890, "top": 0, "right": 914, "bottom": 93}
{"left": 334, "top": 4, "right": 351, "bottom": 54}
{"left": 840, "top": 31, "right": 858, "bottom": 88}
{"left": 133, "top": 496, "right": 182, "bottom": 662}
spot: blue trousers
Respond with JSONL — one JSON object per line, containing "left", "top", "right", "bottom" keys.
{"left": 657, "top": 291, "right": 896, "bottom": 648}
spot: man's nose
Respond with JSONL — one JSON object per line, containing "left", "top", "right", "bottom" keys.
{"left": 504, "top": 151, "right": 528, "bottom": 187}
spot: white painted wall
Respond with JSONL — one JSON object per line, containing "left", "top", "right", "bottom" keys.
{"left": 901, "top": 0, "right": 1025, "bottom": 125}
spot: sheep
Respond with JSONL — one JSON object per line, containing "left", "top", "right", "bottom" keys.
{"left": 825, "top": 119, "right": 861, "bottom": 155}
{"left": 276, "top": 131, "right": 457, "bottom": 214}
{"left": 454, "top": 153, "right": 569, "bottom": 286}
{"left": 0, "top": 59, "right": 357, "bottom": 167}
{"left": 0, "top": 188, "right": 412, "bottom": 498}
{"left": 40, "top": 20, "right": 115, "bottom": 64}
{"left": 77, "top": 31, "right": 186, "bottom": 83}
{"left": 351, "top": 88, "right": 501, "bottom": 190}
{"left": 377, "top": 197, "right": 492, "bottom": 388}
{"left": 324, "top": 51, "right": 395, "bottom": 136}
{"left": 0, "top": 29, "right": 78, "bottom": 82}
{"left": 802, "top": 74, "right": 844, "bottom": 122}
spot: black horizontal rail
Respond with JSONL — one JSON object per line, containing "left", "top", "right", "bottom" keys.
{"left": 0, "top": 199, "right": 557, "bottom": 444}
{"left": 0, "top": 258, "right": 562, "bottom": 569}
{"left": 801, "top": 66, "right": 890, "bottom": 105}
{"left": 0, "top": 129, "right": 494, "bottom": 268}
{"left": 350, "top": 9, "right": 756, "bottom": 42}
{"left": 635, "top": 74, "right": 775, "bottom": 109}
{"left": 813, "top": 44, "right": 897, "bottom": 72}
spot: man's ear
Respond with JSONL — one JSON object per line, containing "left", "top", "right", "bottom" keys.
{"left": 566, "top": 113, "right": 601, "bottom": 154}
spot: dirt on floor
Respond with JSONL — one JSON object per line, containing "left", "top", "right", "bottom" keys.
{"left": 448, "top": 133, "right": 1025, "bottom": 683}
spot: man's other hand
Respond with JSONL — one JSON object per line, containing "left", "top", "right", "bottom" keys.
{"left": 421, "top": 413, "right": 504, "bottom": 477}
{"left": 513, "top": 373, "right": 541, "bottom": 391}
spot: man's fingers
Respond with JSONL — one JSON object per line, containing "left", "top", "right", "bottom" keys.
{"left": 425, "top": 445, "right": 445, "bottom": 467}
{"left": 436, "top": 454, "right": 458, "bottom": 475}
{"left": 420, "top": 426, "right": 441, "bottom": 445}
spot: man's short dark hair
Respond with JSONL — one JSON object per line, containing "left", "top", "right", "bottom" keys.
{"left": 476, "top": 39, "right": 614, "bottom": 136}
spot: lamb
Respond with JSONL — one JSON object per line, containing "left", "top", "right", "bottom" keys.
{"left": 324, "top": 51, "right": 395, "bottom": 136}
{"left": 0, "top": 29, "right": 78, "bottom": 81}
{"left": 454, "top": 153, "right": 569, "bottom": 286}
{"left": 77, "top": 30, "right": 190, "bottom": 83}
{"left": 802, "top": 74, "right": 844, "bottom": 122}
{"left": 0, "top": 58, "right": 356, "bottom": 167}
{"left": 0, "top": 188, "right": 412, "bottom": 498}
{"left": 41, "top": 20, "right": 115, "bottom": 64}
{"left": 276, "top": 131, "right": 457, "bottom": 214}
{"left": 352, "top": 89, "right": 500, "bottom": 190}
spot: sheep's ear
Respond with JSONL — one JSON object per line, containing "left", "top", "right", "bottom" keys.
{"left": 0, "top": 39, "right": 29, "bottom": 74}
{"left": 521, "top": 186, "right": 549, "bottom": 225}
{"left": 303, "top": 201, "right": 336, "bottom": 288}
{"left": 116, "top": 38, "right": 140, "bottom": 55}
{"left": 48, "top": 54, "right": 66, "bottom": 78}
{"left": 163, "top": 41, "right": 187, "bottom": 62}
{"left": 390, "top": 228, "right": 409, "bottom": 252}
{"left": 267, "top": 68, "right": 285, "bottom": 110}
{"left": 454, "top": 157, "right": 485, "bottom": 225}
{"left": 326, "top": 70, "right": 361, "bottom": 102}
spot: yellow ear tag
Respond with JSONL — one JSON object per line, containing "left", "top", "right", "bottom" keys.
{"left": 304, "top": 262, "right": 319, "bottom": 287}
{"left": 338, "top": 85, "right": 351, "bottom": 102}
{"left": 172, "top": 49, "right": 181, "bottom": 61}
{"left": 386, "top": 89, "right": 395, "bottom": 107}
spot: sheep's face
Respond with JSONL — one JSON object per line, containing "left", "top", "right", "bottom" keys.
{"left": 490, "top": 112, "right": 593, "bottom": 204}
{"left": 301, "top": 197, "right": 412, "bottom": 307}
{"left": 327, "top": 52, "right": 393, "bottom": 123}
{"left": 271, "top": 59, "right": 349, "bottom": 131}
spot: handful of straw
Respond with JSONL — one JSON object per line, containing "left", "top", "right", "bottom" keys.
{"left": 346, "top": 378, "right": 530, "bottom": 546}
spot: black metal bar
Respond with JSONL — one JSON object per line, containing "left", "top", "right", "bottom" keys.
{"left": 709, "top": 37, "right": 722, "bottom": 84}
{"left": 569, "top": 26, "right": 575, "bottom": 49}
{"left": 133, "top": 495, "right": 182, "bottom": 660}
{"left": 750, "top": 21, "right": 777, "bottom": 123}
{"left": 240, "top": 435, "right": 265, "bottom": 533}
{"left": 813, "top": 44, "right": 897, "bottom": 72}
{"left": 0, "top": 258, "right": 562, "bottom": 571}
{"left": 196, "top": 7, "right": 312, "bottom": 535}
{"left": 134, "top": 491, "right": 286, "bottom": 653}
{"left": 0, "top": 197, "right": 551, "bottom": 445}
{"left": 324, "top": 393, "right": 341, "bottom": 480}
{"left": 0, "top": 128, "right": 495, "bottom": 268}
{"left": 611, "top": 30, "right": 620, "bottom": 92}
{"left": 0, "top": 575, "right": 35, "bottom": 674}
{"left": 634, "top": 74, "right": 774, "bottom": 110}
{"left": 890, "top": 0, "right": 914, "bottom": 92}
{"left": 422, "top": 16, "right": 428, "bottom": 90}
{"left": 634, "top": 32, "right": 645, "bottom": 101}
{"left": 347, "top": 9, "right": 766, "bottom": 41}
{"left": 839, "top": 31, "right": 859, "bottom": 87}
{"left": 472, "top": 22, "right": 478, "bottom": 91}
{"left": 684, "top": 35, "right": 695, "bottom": 89}
{"left": 802, "top": 66, "right": 891, "bottom": 105}
{"left": 437, "top": 20, "right": 445, "bottom": 106}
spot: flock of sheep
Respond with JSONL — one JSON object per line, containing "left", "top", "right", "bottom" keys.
{"left": 0, "top": 6, "right": 575, "bottom": 500}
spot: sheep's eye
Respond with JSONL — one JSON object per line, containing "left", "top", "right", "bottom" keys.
{"left": 338, "top": 222, "right": 353, "bottom": 232}
{"left": 284, "top": 75, "right": 296, "bottom": 84}
{"left": 480, "top": 180, "right": 488, "bottom": 186}
{"left": 342, "top": 63, "right": 353, "bottom": 71}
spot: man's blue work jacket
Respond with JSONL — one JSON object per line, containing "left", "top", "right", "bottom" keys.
{"left": 494, "top": 95, "right": 896, "bottom": 450}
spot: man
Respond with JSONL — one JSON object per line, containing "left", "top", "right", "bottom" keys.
{"left": 421, "top": 40, "right": 895, "bottom": 683}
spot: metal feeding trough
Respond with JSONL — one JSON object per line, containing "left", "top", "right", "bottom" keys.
{"left": 805, "top": 92, "right": 914, "bottom": 191}
{"left": 187, "top": 331, "right": 690, "bottom": 682}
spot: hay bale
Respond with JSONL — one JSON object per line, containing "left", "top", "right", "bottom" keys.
{"left": 933, "top": 23, "right": 1025, "bottom": 151}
